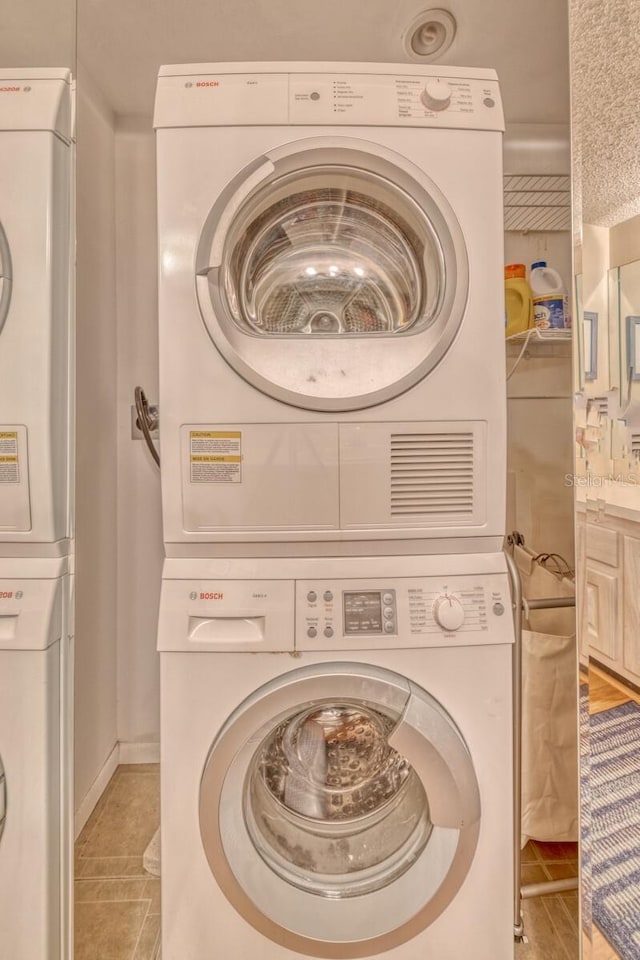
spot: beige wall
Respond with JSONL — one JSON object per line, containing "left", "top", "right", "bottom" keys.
{"left": 74, "top": 65, "right": 118, "bottom": 814}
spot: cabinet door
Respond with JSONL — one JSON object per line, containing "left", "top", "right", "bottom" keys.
{"left": 586, "top": 564, "right": 620, "bottom": 663}
{"left": 623, "top": 535, "right": 640, "bottom": 678}
{"left": 575, "top": 517, "right": 589, "bottom": 664}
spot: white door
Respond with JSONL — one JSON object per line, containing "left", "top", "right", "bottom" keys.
{"left": 195, "top": 138, "right": 469, "bottom": 411}
{"left": 0, "top": 221, "right": 11, "bottom": 335}
{"left": 199, "top": 662, "right": 480, "bottom": 958}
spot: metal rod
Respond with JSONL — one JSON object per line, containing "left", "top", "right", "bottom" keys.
{"left": 521, "top": 877, "right": 579, "bottom": 899}
{"left": 504, "top": 549, "right": 524, "bottom": 939}
{"left": 526, "top": 597, "right": 575, "bottom": 610}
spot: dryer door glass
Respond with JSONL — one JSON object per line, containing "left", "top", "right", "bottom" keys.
{"left": 0, "top": 221, "right": 12, "bottom": 335}
{"left": 221, "top": 168, "right": 439, "bottom": 337}
{"left": 245, "top": 701, "right": 432, "bottom": 898}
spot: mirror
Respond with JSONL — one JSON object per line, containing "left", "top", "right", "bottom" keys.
{"left": 0, "top": 3, "right": 75, "bottom": 960}
{"left": 73, "top": 2, "right": 580, "bottom": 958}
{"left": 571, "top": 2, "right": 640, "bottom": 958}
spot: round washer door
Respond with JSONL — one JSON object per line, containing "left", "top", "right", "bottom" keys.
{"left": 199, "top": 662, "right": 480, "bottom": 958}
{"left": 0, "top": 221, "right": 12, "bottom": 336}
{"left": 195, "top": 137, "right": 469, "bottom": 412}
{"left": 0, "top": 755, "right": 5, "bottom": 844}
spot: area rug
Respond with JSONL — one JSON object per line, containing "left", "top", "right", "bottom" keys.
{"left": 590, "top": 699, "right": 640, "bottom": 958}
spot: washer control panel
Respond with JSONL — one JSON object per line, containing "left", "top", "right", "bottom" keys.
{"left": 296, "top": 574, "right": 512, "bottom": 650}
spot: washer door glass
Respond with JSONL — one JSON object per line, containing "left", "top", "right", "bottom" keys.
{"left": 0, "top": 221, "right": 12, "bottom": 336}
{"left": 246, "top": 701, "right": 431, "bottom": 898}
{"left": 0, "top": 756, "right": 5, "bottom": 843}
{"left": 195, "top": 140, "right": 469, "bottom": 412}
{"left": 199, "top": 663, "right": 480, "bottom": 957}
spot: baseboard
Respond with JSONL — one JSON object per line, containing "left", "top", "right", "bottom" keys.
{"left": 118, "top": 741, "right": 160, "bottom": 764}
{"left": 74, "top": 740, "right": 160, "bottom": 839}
{"left": 74, "top": 742, "right": 119, "bottom": 839}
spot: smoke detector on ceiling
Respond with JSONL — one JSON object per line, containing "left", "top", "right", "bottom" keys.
{"left": 404, "top": 9, "right": 457, "bottom": 61}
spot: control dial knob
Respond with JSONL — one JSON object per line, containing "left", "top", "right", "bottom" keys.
{"left": 433, "top": 594, "right": 465, "bottom": 631}
{"left": 421, "top": 79, "right": 452, "bottom": 112}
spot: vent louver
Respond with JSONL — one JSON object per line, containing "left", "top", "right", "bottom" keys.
{"left": 631, "top": 432, "right": 640, "bottom": 455}
{"left": 504, "top": 175, "right": 571, "bottom": 232}
{"left": 390, "top": 432, "right": 474, "bottom": 516}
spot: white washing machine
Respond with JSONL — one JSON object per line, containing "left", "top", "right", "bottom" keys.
{"left": 159, "top": 552, "right": 513, "bottom": 959}
{"left": 0, "top": 69, "right": 74, "bottom": 556}
{"left": 154, "top": 63, "right": 506, "bottom": 555}
{"left": 0, "top": 557, "right": 70, "bottom": 960}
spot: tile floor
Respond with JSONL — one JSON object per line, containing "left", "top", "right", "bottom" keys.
{"left": 74, "top": 764, "right": 161, "bottom": 960}
{"left": 75, "top": 763, "right": 584, "bottom": 959}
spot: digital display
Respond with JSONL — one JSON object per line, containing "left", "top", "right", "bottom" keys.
{"left": 343, "top": 591, "right": 383, "bottom": 634}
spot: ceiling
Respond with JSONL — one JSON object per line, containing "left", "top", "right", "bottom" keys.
{"left": 77, "top": 0, "right": 570, "bottom": 121}
{"left": 571, "top": 0, "right": 640, "bottom": 227}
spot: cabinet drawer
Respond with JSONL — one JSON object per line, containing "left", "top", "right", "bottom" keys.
{"left": 586, "top": 524, "right": 619, "bottom": 567}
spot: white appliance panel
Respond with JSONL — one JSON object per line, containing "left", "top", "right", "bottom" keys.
{"left": 156, "top": 89, "right": 506, "bottom": 551}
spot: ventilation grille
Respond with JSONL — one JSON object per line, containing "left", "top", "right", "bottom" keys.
{"left": 504, "top": 175, "right": 571, "bottom": 232}
{"left": 631, "top": 432, "right": 640, "bottom": 455}
{"left": 390, "top": 432, "right": 474, "bottom": 516}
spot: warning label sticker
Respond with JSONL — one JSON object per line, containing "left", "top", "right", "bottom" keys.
{"left": 190, "top": 431, "right": 242, "bottom": 483}
{"left": 0, "top": 432, "right": 19, "bottom": 483}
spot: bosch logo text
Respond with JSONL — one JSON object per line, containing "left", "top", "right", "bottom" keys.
{"left": 200, "top": 592, "right": 223, "bottom": 600}
{"left": 0, "top": 87, "right": 20, "bottom": 93}
{"left": 196, "top": 81, "right": 220, "bottom": 88}
{"left": 0, "top": 591, "right": 13, "bottom": 599}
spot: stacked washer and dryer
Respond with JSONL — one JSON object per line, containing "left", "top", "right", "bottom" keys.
{"left": 154, "top": 63, "right": 514, "bottom": 959}
{"left": 0, "top": 69, "right": 74, "bottom": 960}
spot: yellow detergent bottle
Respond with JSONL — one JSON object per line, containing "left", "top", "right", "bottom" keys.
{"left": 504, "top": 263, "right": 533, "bottom": 337}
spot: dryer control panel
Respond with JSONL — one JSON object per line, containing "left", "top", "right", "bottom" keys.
{"left": 155, "top": 66, "right": 504, "bottom": 132}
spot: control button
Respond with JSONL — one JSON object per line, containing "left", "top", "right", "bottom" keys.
{"left": 310, "top": 91, "right": 320, "bottom": 101}
{"left": 307, "top": 591, "right": 317, "bottom": 603}
{"left": 307, "top": 626, "right": 317, "bottom": 638}
{"left": 483, "top": 97, "right": 496, "bottom": 108}
{"left": 493, "top": 602, "right": 505, "bottom": 616}
{"left": 433, "top": 594, "right": 465, "bottom": 631}
{"left": 382, "top": 592, "right": 394, "bottom": 605}
{"left": 421, "top": 79, "right": 452, "bottom": 112}
{"left": 384, "top": 621, "right": 395, "bottom": 634}
{"left": 324, "top": 626, "right": 334, "bottom": 638}
{"left": 323, "top": 590, "right": 333, "bottom": 602}
{"left": 383, "top": 606, "right": 394, "bottom": 619}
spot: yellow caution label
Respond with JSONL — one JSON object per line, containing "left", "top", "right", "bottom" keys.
{"left": 190, "top": 429, "right": 242, "bottom": 482}
{"left": 0, "top": 432, "right": 17, "bottom": 439}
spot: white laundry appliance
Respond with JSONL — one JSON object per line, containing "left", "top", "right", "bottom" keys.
{"left": 0, "top": 69, "right": 74, "bottom": 555}
{"left": 0, "top": 556, "right": 70, "bottom": 960}
{"left": 159, "top": 552, "right": 513, "bottom": 959}
{"left": 154, "top": 63, "right": 506, "bottom": 555}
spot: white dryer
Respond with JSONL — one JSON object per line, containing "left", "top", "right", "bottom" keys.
{"left": 158, "top": 552, "right": 513, "bottom": 959}
{"left": 0, "top": 557, "right": 70, "bottom": 960}
{"left": 0, "top": 69, "right": 74, "bottom": 555}
{"left": 154, "top": 63, "right": 506, "bottom": 555}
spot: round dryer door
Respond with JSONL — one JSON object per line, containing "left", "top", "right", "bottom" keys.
{"left": 0, "top": 221, "right": 12, "bottom": 336}
{"left": 199, "top": 662, "right": 480, "bottom": 958}
{"left": 195, "top": 138, "right": 469, "bottom": 412}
